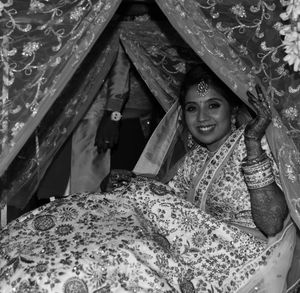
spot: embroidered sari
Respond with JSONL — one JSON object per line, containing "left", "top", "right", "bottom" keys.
{"left": 0, "top": 126, "right": 296, "bottom": 292}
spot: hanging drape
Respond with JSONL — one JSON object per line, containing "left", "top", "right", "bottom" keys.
{"left": 0, "top": 0, "right": 122, "bottom": 208}
{"left": 0, "top": 0, "right": 122, "bottom": 174}
{"left": 5, "top": 31, "right": 119, "bottom": 209}
{"left": 120, "top": 20, "right": 199, "bottom": 111}
{"left": 70, "top": 18, "right": 200, "bottom": 194}
{"left": 154, "top": 0, "right": 300, "bottom": 230}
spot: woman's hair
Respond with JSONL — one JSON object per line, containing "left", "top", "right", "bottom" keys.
{"left": 179, "top": 63, "right": 242, "bottom": 109}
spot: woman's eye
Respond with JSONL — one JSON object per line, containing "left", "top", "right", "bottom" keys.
{"left": 208, "top": 103, "right": 221, "bottom": 109}
{"left": 185, "top": 105, "right": 196, "bottom": 112}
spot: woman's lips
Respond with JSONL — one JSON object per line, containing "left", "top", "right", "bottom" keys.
{"left": 196, "top": 125, "right": 215, "bottom": 132}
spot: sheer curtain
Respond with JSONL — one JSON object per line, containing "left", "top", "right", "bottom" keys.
{"left": 0, "top": 0, "right": 122, "bottom": 208}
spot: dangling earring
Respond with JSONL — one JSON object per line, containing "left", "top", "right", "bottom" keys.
{"left": 231, "top": 114, "right": 237, "bottom": 132}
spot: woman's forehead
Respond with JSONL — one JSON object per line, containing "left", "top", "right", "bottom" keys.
{"left": 185, "top": 85, "right": 230, "bottom": 104}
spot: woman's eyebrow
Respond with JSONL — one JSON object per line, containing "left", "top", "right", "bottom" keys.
{"left": 184, "top": 101, "right": 197, "bottom": 105}
{"left": 207, "top": 97, "right": 223, "bottom": 102}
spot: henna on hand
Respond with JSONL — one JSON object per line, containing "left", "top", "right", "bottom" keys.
{"left": 243, "top": 86, "right": 288, "bottom": 236}
{"left": 245, "top": 85, "right": 272, "bottom": 160}
{"left": 250, "top": 182, "right": 288, "bottom": 237}
{"left": 244, "top": 140, "right": 264, "bottom": 161}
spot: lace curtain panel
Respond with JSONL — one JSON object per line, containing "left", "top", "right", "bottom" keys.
{"left": 156, "top": 0, "right": 300, "bottom": 149}
{"left": 0, "top": 0, "right": 122, "bottom": 177}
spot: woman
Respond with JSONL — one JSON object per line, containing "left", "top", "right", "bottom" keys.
{"left": 0, "top": 65, "right": 297, "bottom": 292}
{"left": 174, "top": 65, "right": 288, "bottom": 236}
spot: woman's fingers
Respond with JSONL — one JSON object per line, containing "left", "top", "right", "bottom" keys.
{"left": 255, "top": 84, "right": 264, "bottom": 98}
{"left": 247, "top": 91, "right": 260, "bottom": 112}
{"left": 245, "top": 85, "right": 272, "bottom": 141}
{"left": 255, "top": 85, "right": 272, "bottom": 112}
{"left": 247, "top": 86, "right": 272, "bottom": 118}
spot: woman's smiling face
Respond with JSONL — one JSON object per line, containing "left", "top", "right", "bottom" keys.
{"left": 184, "top": 84, "right": 233, "bottom": 152}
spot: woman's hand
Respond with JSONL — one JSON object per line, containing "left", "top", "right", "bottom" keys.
{"left": 245, "top": 85, "right": 272, "bottom": 159}
{"left": 243, "top": 85, "right": 288, "bottom": 236}
{"left": 94, "top": 111, "right": 120, "bottom": 153}
{"left": 245, "top": 84, "right": 272, "bottom": 143}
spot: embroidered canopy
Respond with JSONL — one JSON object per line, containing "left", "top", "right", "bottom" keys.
{"left": 1, "top": 0, "right": 300, "bottom": 227}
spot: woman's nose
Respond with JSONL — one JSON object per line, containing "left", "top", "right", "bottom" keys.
{"left": 197, "top": 107, "right": 208, "bottom": 121}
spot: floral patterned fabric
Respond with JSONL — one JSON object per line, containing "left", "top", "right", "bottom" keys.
{"left": 156, "top": 0, "right": 300, "bottom": 148}
{"left": 120, "top": 19, "right": 199, "bottom": 111}
{"left": 0, "top": 181, "right": 294, "bottom": 293}
{"left": 0, "top": 0, "right": 122, "bottom": 208}
{"left": 1, "top": 27, "right": 119, "bottom": 209}
{"left": 0, "top": 130, "right": 296, "bottom": 292}
{"left": 0, "top": 0, "right": 122, "bottom": 176}
{"left": 169, "top": 135, "right": 280, "bottom": 230}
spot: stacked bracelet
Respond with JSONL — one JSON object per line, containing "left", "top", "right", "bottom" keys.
{"left": 243, "top": 151, "right": 268, "bottom": 165}
{"left": 242, "top": 152, "right": 275, "bottom": 189}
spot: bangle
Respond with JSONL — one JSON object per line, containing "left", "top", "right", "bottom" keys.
{"left": 242, "top": 154, "right": 275, "bottom": 189}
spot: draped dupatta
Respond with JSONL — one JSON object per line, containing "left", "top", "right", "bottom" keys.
{"left": 138, "top": 0, "right": 300, "bottom": 231}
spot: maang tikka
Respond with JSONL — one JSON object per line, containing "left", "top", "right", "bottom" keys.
{"left": 197, "top": 79, "right": 209, "bottom": 96}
